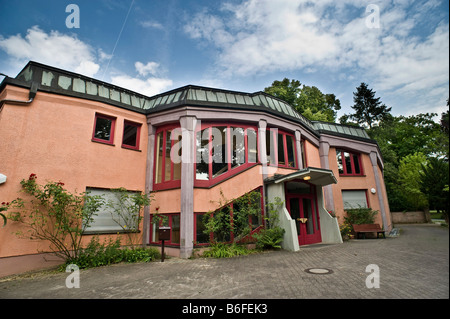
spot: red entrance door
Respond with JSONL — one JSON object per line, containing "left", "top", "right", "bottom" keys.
{"left": 286, "top": 182, "right": 322, "bottom": 245}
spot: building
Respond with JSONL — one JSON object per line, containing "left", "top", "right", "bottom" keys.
{"left": 0, "top": 61, "right": 392, "bottom": 265}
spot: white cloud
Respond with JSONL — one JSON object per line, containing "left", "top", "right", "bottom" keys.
{"left": 140, "top": 20, "right": 164, "bottom": 30}
{"left": 0, "top": 26, "right": 100, "bottom": 77}
{"left": 135, "top": 61, "right": 160, "bottom": 77}
{"left": 111, "top": 74, "right": 173, "bottom": 97}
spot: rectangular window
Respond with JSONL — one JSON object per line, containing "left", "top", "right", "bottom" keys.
{"left": 196, "top": 128, "right": 210, "bottom": 181}
{"left": 336, "top": 149, "right": 363, "bottom": 176}
{"left": 266, "top": 129, "right": 297, "bottom": 168}
{"left": 92, "top": 113, "right": 116, "bottom": 144}
{"left": 122, "top": 120, "right": 141, "bottom": 150}
{"left": 195, "top": 213, "right": 210, "bottom": 244}
{"left": 342, "top": 190, "right": 368, "bottom": 210}
{"left": 83, "top": 188, "right": 140, "bottom": 234}
{"left": 154, "top": 126, "right": 182, "bottom": 189}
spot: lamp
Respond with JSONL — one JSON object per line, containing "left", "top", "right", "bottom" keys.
{"left": 303, "top": 175, "right": 311, "bottom": 181}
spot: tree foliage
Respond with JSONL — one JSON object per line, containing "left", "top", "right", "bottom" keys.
{"left": 420, "top": 157, "right": 449, "bottom": 218}
{"left": 264, "top": 78, "right": 341, "bottom": 122}
{"left": 341, "top": 82, "right": 391, "bottom": 129}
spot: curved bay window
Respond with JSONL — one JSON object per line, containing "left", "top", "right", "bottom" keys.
{"left": 336, "top": 149, "right": 363, "bottom": 176}
{"left": 154, "top": 125, "right": 182, "bottom": 190}
{"left": 195, "top": 123, "right": 258, "bottom": 187}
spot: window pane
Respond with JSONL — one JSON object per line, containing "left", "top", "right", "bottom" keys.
{"left": 123, "top": 123, "right": 137, "bottom": 147}
{"left": 94, "top": 117, "right": 112, "bottom": 141}
{"left": 337, "top": 151, "right": 344, "bottom": 174}
{"left": 344, "top": 152, "right": 352, "bottom": 174}
{"left": 277, "top": 133, "right": 285, "bottom": 165}
{"left": 231, "top": 127, "right": 245, "bottom": 168}
{"left": 196, "top": 129, "right": 209, "bottom": 180}
{"left": 247, "top": 129, "right": 257, "bottom": 163}
{"left": 303, "top": 198, "right": 314, "bottom": 235}
{"left": 164, "top": 130, "right": 172, "bottom": 181}
{"left": 353, "top": 154, "right": 361, "bottom": 174}
{"left": 266, "top": 130, "right": 275, "bottom": 165}
{"left": 171, "top": 215, "right": 180, "bottom": 244}
{"left": 286, "top": 135, "right": 296, "bottom": 167}
{"left": 173, "top": 133, "right": 182, "bottom": 181}
{"left": 212, "top": 126, "right": 228, "bottom": 177}
{"left": 196, "top": 214, "right": 209, "bottom": 244}
{"left": 301, "top": 140, "right": 306, "bottom": 168}
{"left": 155, "top": 132, "right": 163, "bottom": 183}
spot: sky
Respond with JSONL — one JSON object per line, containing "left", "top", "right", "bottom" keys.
{"left": 0, "top": 0, "right": 448, "bottom": 120}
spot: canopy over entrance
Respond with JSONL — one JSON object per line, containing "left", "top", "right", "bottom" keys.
{"left": 265, "top": 167, "right": 337, "bottom": 187}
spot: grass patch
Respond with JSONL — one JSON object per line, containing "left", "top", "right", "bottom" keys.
{"left": 201, "top": 243, "right": 260, "bottom": 258}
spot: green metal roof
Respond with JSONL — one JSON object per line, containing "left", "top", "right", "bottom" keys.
{"left": 3, "top": 61, "right": 373, "bottom": 143}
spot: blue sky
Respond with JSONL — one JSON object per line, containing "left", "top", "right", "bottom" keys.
{"left": 0, "top": 0, "right": 448, "bottom": 120}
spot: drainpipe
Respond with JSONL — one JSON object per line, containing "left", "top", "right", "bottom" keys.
{"left": 0, "top": 77, "right": 38, "bottom": 113}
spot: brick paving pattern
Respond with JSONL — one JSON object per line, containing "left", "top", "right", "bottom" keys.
{"left": 0, "top": 224, "right": 448, "bottom": 299}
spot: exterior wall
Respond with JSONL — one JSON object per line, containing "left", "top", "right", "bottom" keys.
{"left": 327, "top": 145, "right": 392, "bottom": 231}
{"left": 304, "top": 139, "right": 321, "bottom": 168}
{"left": 0, "top": 86, "right": 148, "bottom": 258}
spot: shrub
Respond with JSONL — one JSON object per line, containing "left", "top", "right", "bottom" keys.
{"left": 66, "top": 236, "right": 161, "bottom": 269}
{"left": 344, "top": 207, "right": 378, "bottom": 225}
{"left": 254, "top": 227, "right": 285, "bottom": 249}
{"left": 202, "top": 243, "right": 255, "bottom": 258}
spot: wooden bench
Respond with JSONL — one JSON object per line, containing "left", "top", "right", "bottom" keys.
{"left": 352, "top": 224, "right": 385, "bottom": 239}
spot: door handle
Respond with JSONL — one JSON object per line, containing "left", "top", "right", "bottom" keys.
{"left": 298, "top": 218, "right": 308, "bottom": 224}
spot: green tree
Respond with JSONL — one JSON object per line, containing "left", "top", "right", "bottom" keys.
{"left": 264, "top": 78, "right": 341, "bottom": 122}
{"left": 397, "top": 153, "right": 428, "bottom": 211}
{"left": 264, "top": 78, "right": 301, "bottom": 109}
{"left": 420, "top": 157, "right": 449, "bottom": 221}
{"left": 341, "top": 82, "right": 391, "bottom": 129}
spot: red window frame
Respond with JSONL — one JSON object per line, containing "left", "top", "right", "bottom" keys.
{"left": 149, "top": 213, "right": 181, "bottom": 246}
{"left": 193, "top": 187, "right": 264, "bottom": 246}
{"left": 266, "top": 129, "right": 298, "bottom": 169}
{"left": 153, "top": 124, "right": 182, "bottom": 190}
{"left": 121, "top": 120, "right": 142, "bottom": 150}
{"left": 194, "top": 123, "right": 259, "bottom": 188}
{"left": 92, "top": 113, "right": 116, "bottom": 145}
{"left": 336, "top": 149, "right": 364, "bottom": 176}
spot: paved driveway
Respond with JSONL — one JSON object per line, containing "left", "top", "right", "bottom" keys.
{"left": 0, "top": 224, "right": 448, "bottom": 299}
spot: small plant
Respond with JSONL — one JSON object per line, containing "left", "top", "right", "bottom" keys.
{"left": 339, "top": 220, "right": 353, "bottom": 241}
{"left": 1, "top": 202, "right": 10, "bottom": 227}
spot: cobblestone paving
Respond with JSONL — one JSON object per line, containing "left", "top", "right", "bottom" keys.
{"left": 0, "top": 224, "right": 448, "bottom": 299}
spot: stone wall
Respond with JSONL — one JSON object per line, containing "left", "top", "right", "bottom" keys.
{"left": 391, "top": 211, "right": 430, "bottom": 224}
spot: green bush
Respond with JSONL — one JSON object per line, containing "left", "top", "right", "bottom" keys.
{"left": 344, "top": 207, "right": 378, "bottom": 225}
{"left": 253, "top": 227, "right": 285, "bottom": 249}
{"left": 65, "top": 236, "right": 161, "bottom": 269}
{"left": 202, "top": 243, "right": 256, "bottom": 258}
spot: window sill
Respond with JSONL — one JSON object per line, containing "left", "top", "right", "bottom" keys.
{"left": 91, "top": 139, "right": 115, "bottom": 146}
{"left": 121, "top": 145, "right": 142, "bottom": 152}
{"left": 83, "top": 229, "right": 141, "bottom": 235}
{"left": 339, "top": 174, "right": 366, "bottom": 177}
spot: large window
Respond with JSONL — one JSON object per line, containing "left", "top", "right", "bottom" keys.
{"left": 342, "top": 190, "right": 368, "bottom": 210}
{"left": 83, "top": 187, "right": 141, "bottom": 234}
{"left": 336, "top": 149, "right": 363, "bottom": 176}
{"left": 195, "top": 124, "right": 258, "bottom": 186}
{"left": 92, "top": 113, "right": 116, "bottom": 145}
{"left": 266, "top": 129, "right": 297, "bottom": 168}
{"left": 154, "top": 125, "right": 182, "bottom": 190}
